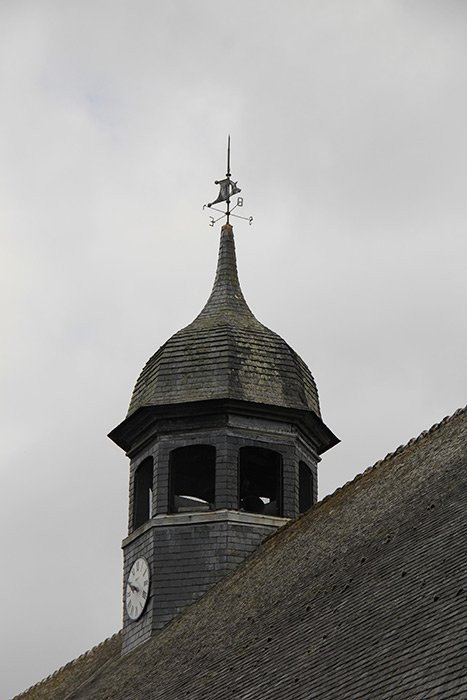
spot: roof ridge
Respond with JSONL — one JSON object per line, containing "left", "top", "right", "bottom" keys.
{"left": 261, "top": 404, "right": 467, "bottom": 545}
{"left": 12, "top": 631, "right": 121, "bottom": 699}
{"left": 322, "top": 404, "right": 467, "bottom": 503}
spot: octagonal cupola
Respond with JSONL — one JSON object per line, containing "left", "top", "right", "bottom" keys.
{"left": 109, "top": 150, "right": 338, "bottom": 654}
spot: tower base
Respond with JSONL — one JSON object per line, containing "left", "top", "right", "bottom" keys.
{"left": 121, "top": 510, "right": 288, "bottom": 654}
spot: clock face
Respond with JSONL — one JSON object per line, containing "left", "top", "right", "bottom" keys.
{"left": 126, "top": 557, "right": 150, "bottom": 621}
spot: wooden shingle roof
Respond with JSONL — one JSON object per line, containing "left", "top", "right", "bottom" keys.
{"left": 127, "top": 224, "right": 321, "bottom": 417}
{"left": 17, "top": 405, "right": 467, "bottom": 699}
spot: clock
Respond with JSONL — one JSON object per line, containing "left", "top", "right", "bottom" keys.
{"left": 126, "top": 557, "right": 150, "bottom": 621}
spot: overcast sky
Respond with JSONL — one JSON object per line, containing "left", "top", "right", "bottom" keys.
{"left": 1, "top": 1, "right": 466, "bottom": 697}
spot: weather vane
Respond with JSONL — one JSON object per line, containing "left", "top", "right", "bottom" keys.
{"left": 203, "top": 136, "right": 253, "bottom": 227}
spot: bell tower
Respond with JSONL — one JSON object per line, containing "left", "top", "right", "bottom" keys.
{"left": 109, "top": 161, "right": 338, "bottom": 654}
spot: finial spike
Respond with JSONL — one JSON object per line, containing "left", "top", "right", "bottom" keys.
{"left": 204, "top": 138, "right": 253, "bottom": 227}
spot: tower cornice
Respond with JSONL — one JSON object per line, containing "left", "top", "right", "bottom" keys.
{"left": 109, "top": 397, "right": 339, "bottom": 457}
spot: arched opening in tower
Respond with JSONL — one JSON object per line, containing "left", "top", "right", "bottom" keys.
{"left": 299, "top": 460, "right": 314, "bottom": 513}
{"left": 238, "top": 446, "right": 282, "bottom": 516}
{"left": 133, "top": 457, "right": 154, "bottom": 528}
{"left": 169, "top": 445, "right": 216, "bottom": 513}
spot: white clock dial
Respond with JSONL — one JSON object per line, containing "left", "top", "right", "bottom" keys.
{"left": 126, "top": 557, "right": 150, "bottom": 621}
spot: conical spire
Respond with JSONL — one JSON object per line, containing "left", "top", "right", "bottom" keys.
{"left": 195, "top": 224, "right": 256, "bottom": 324}
{"left": 123, "top": 221, "right": 325, "bottom": 426}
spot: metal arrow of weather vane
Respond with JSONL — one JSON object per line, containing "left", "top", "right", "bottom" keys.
{"left": 203, "top": 136, "right": 253, "bottom": 227}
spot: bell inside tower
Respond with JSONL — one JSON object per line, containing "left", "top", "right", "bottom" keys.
{"left": 169, "top": 444, "right": 216, "bottom": 513}
{"left": 239, "top": 446, "right": 282, "bottom": 516}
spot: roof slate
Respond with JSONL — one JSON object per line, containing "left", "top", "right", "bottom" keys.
{"left": 14, "top": 634, "right": 121, "bottom": 700}
{"left": 127, "top": 225, "right": 321, "bottom": 417}
{"left": 16, "top": 406, "right": 467, "bottom": 700}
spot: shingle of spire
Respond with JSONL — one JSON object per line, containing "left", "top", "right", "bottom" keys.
{"left": 127, "top": 225, "right": 322, "bottom": 418}
{"left": 195, "top": 224, "right": 255, "bottom": 323}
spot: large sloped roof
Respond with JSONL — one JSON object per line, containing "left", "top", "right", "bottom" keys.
{"left": 127, "top": 224, "right": 321, "bottom": 417}
{"left": 17, "top": 405, "right": 467, "bottom": 699}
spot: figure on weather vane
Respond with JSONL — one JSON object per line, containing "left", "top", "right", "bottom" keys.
{"left": 204, "top": 136, "right": 253, "bottom": 227}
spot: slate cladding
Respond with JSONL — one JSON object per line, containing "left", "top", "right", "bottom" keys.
{"left": 16, "top": 405, "right": 467, "bottom": 699}
{"left": 128, "top": 224, "right": 321, "bottom": 417}
{"left": 121, "top": 512, "right": 284, "bottom": 653}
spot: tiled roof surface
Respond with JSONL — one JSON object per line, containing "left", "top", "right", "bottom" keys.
{"left": 17, "top": 406, "right": 467, "bottom": 699}
{"left": 127, "top": 225, "right": 321, "bottom": 417}
{"left": 13, "top": 633, "right": 121, "bottom": 700}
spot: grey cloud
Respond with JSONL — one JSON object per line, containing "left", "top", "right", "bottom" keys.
{"left": 1, "top": 1, "right": 466, "bottom": 696}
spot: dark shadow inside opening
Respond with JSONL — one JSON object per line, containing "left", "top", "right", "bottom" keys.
{"left": 299, "top": 460, "right": 313, "bottom": 514}
{"left": 169, "top": 445, "right": 216, "bottom": 513}
{"left": 133, "top": 457, "right": 153, "bottom": 528}
{"left": 239, "top": 446, "right": 282, "bottom": 516}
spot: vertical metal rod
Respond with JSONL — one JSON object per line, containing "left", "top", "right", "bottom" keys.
{"left": 226, "top": 134, "right": 231, "bottom": 224}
